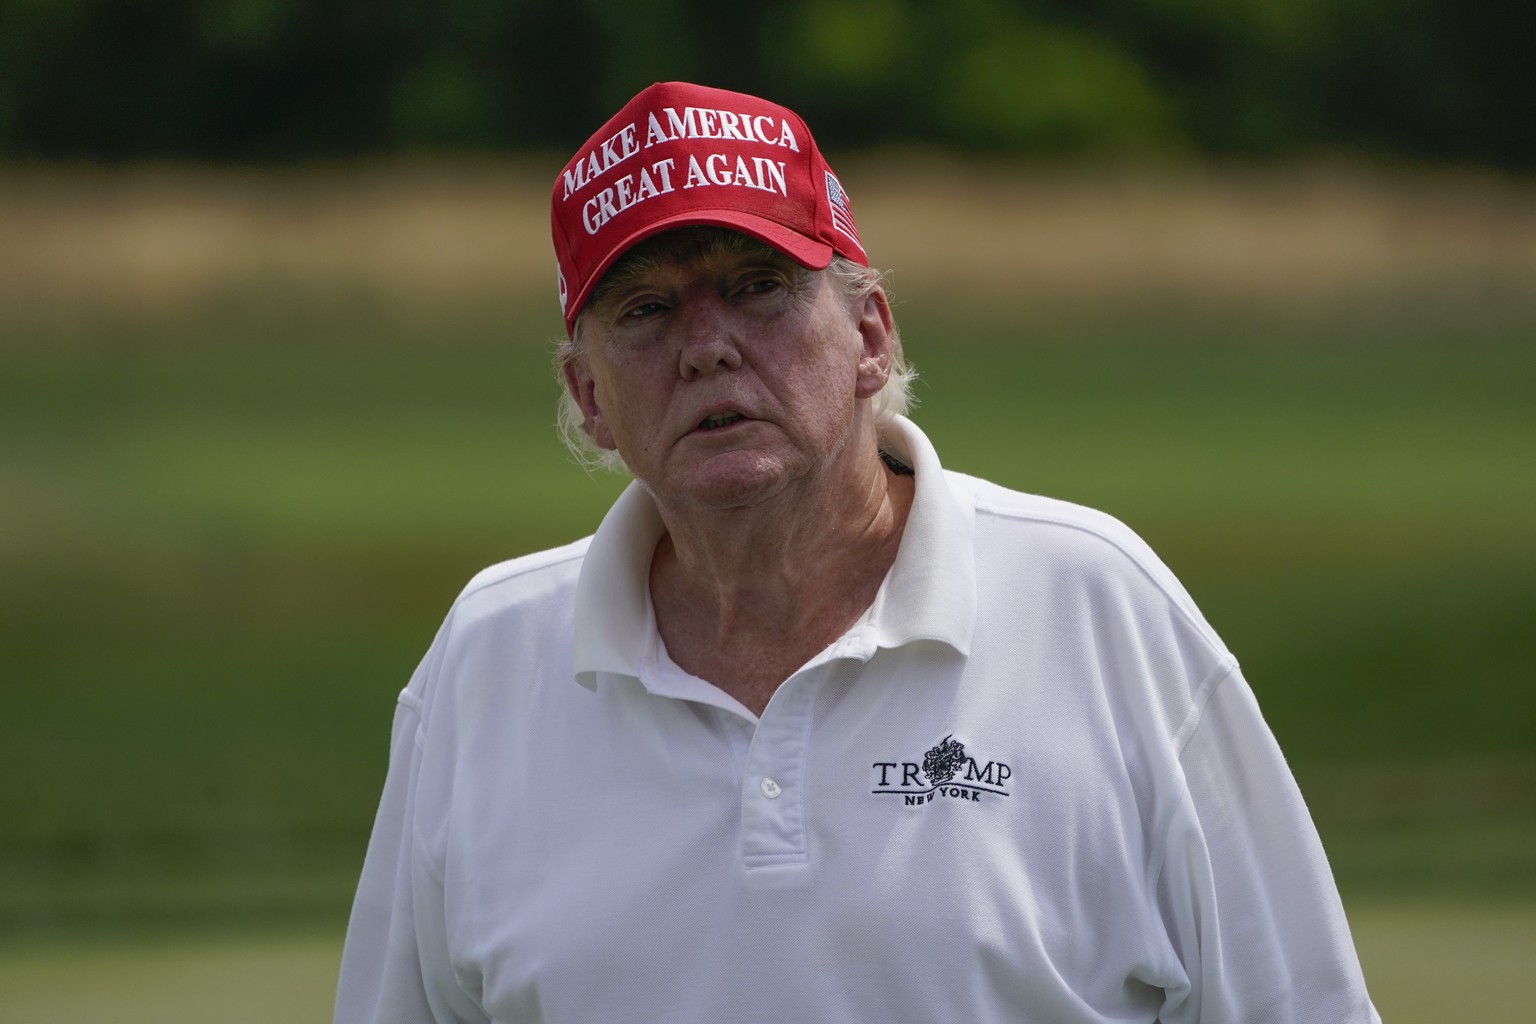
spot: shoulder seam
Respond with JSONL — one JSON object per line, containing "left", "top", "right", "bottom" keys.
{"left": 972, "top": 497, "right": 1229, "bottom": 658}
{"left": 1145, "top": 658, "right": 1241, "bottom": 893}
{"left": 456, "top": 542, "right": 589, "bottom": 605}
{"left": 1172, "top": 659, "right": 1241, "bottom": 756}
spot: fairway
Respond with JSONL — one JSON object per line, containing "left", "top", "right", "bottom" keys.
{"left": 1, "top": 900, "right": 1530, "bottom": 1022}
{"left": 1351, "top": 900, "right": 1536, "bottom": 1021}
{"left": 0, "top": 929, "right": 344, "bottom": 1024}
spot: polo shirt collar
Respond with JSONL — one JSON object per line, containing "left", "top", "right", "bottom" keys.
{"left": 571, "top": 415, "right": 976, "bottom": 690}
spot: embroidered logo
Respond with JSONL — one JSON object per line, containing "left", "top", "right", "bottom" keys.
{"left": 825, "top": 171, "right": 860, "bottom": 245}
{"left": 872, "top": 735, "right": 1012, "bottom": 806}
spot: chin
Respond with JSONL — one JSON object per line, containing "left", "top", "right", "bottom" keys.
{"left": 669, "top": 451, "right": 798, "bottom": 511}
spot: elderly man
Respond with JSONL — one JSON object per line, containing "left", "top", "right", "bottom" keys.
{"left": 336, "top": 82, "right": 1379, "bottom": 1024}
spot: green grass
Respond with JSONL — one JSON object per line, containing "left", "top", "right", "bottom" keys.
{"left": 0, "top": 928, "right": 344, "bottom": 1024}
{"left": 2, "top": 294, "right": 1534, "bottom": 937}
{"left": 1350, "top": 897, "right": 1536, "bottom": 1022}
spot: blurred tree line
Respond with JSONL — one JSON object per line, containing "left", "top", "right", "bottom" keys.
{"left": 1, "top": 0, "right": 1531, "bottom": 168}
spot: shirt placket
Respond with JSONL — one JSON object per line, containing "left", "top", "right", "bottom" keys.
{"left": 738, "top": 663, "right": 820, "bottom": 870}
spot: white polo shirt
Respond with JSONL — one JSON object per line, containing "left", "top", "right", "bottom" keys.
{"left": 336, "top": 417, "right": 1379, "bottom": 1024}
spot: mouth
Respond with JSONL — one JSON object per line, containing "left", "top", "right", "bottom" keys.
{"left": 696, "top": 412, "right": 746, "bottom": 431}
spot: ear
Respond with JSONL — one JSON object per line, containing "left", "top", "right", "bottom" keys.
{"left": 561, "top": 351, "right": 618, "bottom": 451}
{"left": 853, "top": 285, "right": 896, "bottom": 401}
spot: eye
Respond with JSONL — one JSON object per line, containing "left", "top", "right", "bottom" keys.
{"left": 621, "top": 298, "right": 668, "bottom": 320}
{"left": 736, "top": 274, "right": 784, "bottom": 299}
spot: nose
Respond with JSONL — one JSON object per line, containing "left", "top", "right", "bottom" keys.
{"left": 676, "top": 294, "right": 744, "bottom": 381}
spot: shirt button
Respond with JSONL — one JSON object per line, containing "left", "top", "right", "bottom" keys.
{"left": 759, "top": 777, "right": 783, "bottom": 799}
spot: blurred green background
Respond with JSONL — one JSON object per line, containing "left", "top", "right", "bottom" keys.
{"left": 2, "top": 1, "right": 1534, "bottom": 1021}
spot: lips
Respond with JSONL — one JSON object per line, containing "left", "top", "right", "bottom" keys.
{"left": 698, "top": 412, "right": 745, "bottom": 430}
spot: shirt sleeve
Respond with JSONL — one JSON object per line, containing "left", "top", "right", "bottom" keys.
{"left": 1155, "top": 667, "right": 1381, "bottom": 1024}
{"left": 333, "top": 685, "right": 488, "bottom": 1024}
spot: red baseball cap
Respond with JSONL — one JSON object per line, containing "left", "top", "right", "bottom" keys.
{"left": 551, "top": 81, "right": 869, "bottom": 335}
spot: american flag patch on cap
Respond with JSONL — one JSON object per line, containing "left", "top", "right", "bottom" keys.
{"left": 825, "top": 171, "right": 860, "bottom": 245}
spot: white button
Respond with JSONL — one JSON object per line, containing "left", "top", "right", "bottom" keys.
{"left": 759, "top": 777, "right": 783, "bottom": 799}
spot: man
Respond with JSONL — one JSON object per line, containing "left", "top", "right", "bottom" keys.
{"left": 336, "top": 82, "right": 1379, "bottom": 1023}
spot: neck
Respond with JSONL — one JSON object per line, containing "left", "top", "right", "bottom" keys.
{"left": 647, "top": 442, "right": 914, "bottom": 714}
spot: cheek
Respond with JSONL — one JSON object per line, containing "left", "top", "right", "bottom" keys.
{"left": 816, "top": 324, "right": 870, "bottom": 399}
{"left": 589, "top": 364, "right": 666, "bottom": 452}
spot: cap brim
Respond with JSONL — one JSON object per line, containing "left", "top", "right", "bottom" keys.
{"left": 565, "top": 210, "right": 835, "bottom": 332}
